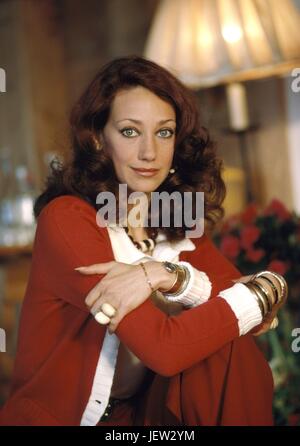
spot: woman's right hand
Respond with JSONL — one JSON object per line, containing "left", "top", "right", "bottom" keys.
{"left": 75, "top": 259, "right": 176, "bottom": 333}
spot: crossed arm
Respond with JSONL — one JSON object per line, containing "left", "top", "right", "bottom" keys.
{"left": 75, "top": 259, "right": 281, "bottom": 337}
{"left": 37, "top": 196, "right": 284, "bottom": 376}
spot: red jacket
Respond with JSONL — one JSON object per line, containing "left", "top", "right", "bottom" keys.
{"left": 0, "top": 196, "right": 274, "bottom": 426}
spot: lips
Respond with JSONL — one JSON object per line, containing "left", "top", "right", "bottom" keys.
{"left": 132, "top": 168, "right": 159, "bottom": 172}
{"left": 131, "top": 167, "right": 159, "bottom": 177}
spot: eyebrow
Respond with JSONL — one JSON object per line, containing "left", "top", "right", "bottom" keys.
{"left": 115, "top": 118, "right": 176, "bottom": 125}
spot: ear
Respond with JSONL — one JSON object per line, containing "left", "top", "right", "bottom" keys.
{"left": 95, "top": 132, "right": 109, "bottom": 155}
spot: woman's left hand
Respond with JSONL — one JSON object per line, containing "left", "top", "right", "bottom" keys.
{"left": 75, "top": 260, "right": 163, "bottom": 333}
{"left": 234, "top": 273, "right": 287, "bottom": 336}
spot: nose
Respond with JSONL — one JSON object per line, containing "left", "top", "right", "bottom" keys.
{"left": 138, "top": 134, "right": 157, "bottom": 162}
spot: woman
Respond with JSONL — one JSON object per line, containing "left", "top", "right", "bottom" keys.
{"left": 0, "top": 56, "right": 287, "bottom": 426}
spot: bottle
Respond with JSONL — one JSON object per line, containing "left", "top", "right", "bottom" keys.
{"left": 0, "top": 155, "right": 37, "bottom": 247}
{"left": 13, "top": 165, "right": 37, "bottom": 246}
{"left": 0, "top": 148, "right": 17, "bottom": 246}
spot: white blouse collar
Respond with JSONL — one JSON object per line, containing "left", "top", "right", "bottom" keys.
{"left": 106, "top": 225, "right": 196, "bottom": 264}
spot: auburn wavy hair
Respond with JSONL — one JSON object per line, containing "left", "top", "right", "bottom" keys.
{"left": 34, "top": 55, "right": 226, "bottom": 242}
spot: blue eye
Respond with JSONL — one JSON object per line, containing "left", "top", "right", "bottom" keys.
{"left": 119, "top": 127, "right": 175, "bottom": 138}
{"left": 120, "top": 128, "right": 139, "bottom": 138}
{"left": 158, "top": 129, "right": 174, "bottom": 138}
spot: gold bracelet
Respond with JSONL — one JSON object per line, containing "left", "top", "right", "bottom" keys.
{"left": 139, "top": 262, "right": 155, "bottom": 293}
{"left": 163, "top": 265, "right": 187, "bottom": 295}
{"left": 252, "top": 279, "right": 274, "bottom": 309}
{"left": 245, "top": 282, "right": 269, "bottom": 317}
{"left": 252, "top": 280, "right": 273, "bottom": 314}
{"left": 164, "top": 266, "right": 190, "bottom": 297}
{"left": 266, "top": 271, "right": 288, "bottom": 303}
{"left": 253, "top": 272, "right": 279, "bottom": 304}
{"left": 253, "top": 270, "right": 288, "bottom": 304}
{"left": 247, "top": 280, "right": 271, "bottom": 316}
{"left": 159, "top": 269, "right": 179, "bottom": 293}
{"left": 244, "top": 282, "right": 266, "bottom": 317}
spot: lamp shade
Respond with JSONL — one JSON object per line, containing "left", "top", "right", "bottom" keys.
{"left": 144, "top": 0, "right": 300, "bottom": 88}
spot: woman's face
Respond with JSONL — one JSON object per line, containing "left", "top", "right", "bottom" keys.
{"left": 102, "top": 86, "right": 176, "bottom": 195}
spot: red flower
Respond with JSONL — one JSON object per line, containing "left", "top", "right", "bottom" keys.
{"left": 240, "top": 203, "right": 258, "bottom": 225}
{"left": 220, "top": 214, "right": 240, "bottom": 234}
{"left": 288, "top": 413, "right": 300, "bottom": 426}
{"left": 263, "top": 199, "right": 291, "bottom": 222}
{"left": 245, "top": 248, "right": 265, "bottom": 262}
{"left": 267, "top": 259, "right": 288, "bottom": 276}
{"left": 220, "top": 235, "right": 240, "bottom": 259}
{"left": 240, "top": 225, "right": 261, "bottom": 250}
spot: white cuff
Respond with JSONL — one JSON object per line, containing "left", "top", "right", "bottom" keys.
{"left": 218, "top": 283, "right": 263, "bottom": 335}
{"left": 163, "top": 261, "right": 212, "bottom": 308}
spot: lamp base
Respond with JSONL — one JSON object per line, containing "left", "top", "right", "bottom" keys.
{"left": 222, "top": 125, "right": 260, "bottom": 203}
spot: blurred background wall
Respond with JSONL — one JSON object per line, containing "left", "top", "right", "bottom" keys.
{"left": 0, "top": 0, "right": 299, "bottom": 209}
{"left": 0, "top": 0, "right": 299, "bottom": 424}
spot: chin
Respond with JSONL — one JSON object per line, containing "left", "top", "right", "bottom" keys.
{"left": 129, "top": 185, "right": 158, "bottom": 194}
{"left": 127, "top": 178, "right": 161, "bottom": 191}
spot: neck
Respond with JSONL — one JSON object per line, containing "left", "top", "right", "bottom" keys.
{"left": 127, "top": 224, "right": 149, "bottom": 242}
{"left": 126, "top": 192, "right": 151, "bottom": 241}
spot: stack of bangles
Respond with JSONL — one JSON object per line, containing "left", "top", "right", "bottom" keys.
{"left": 242, "top": 270, "right": 288, "bottom": 329}
{"left": 139, "top": 261, "right": 190, "bottom": 297}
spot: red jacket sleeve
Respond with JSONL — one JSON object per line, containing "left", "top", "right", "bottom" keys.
{"left": 34, "top": 195, "right": 113, "bottom": 313}
{"left": 37, "top": 196, "right": 240, "bottom": 376}
{"left": 116, "top": 298, "right": 239, "bottom": 377}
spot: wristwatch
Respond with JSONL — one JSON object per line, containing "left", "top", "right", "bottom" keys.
{"left": 159, "top": 261, "right": 187, "bottom": 295}
{"left": 162, "top": 261, "right": 178, "bottom": 274}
